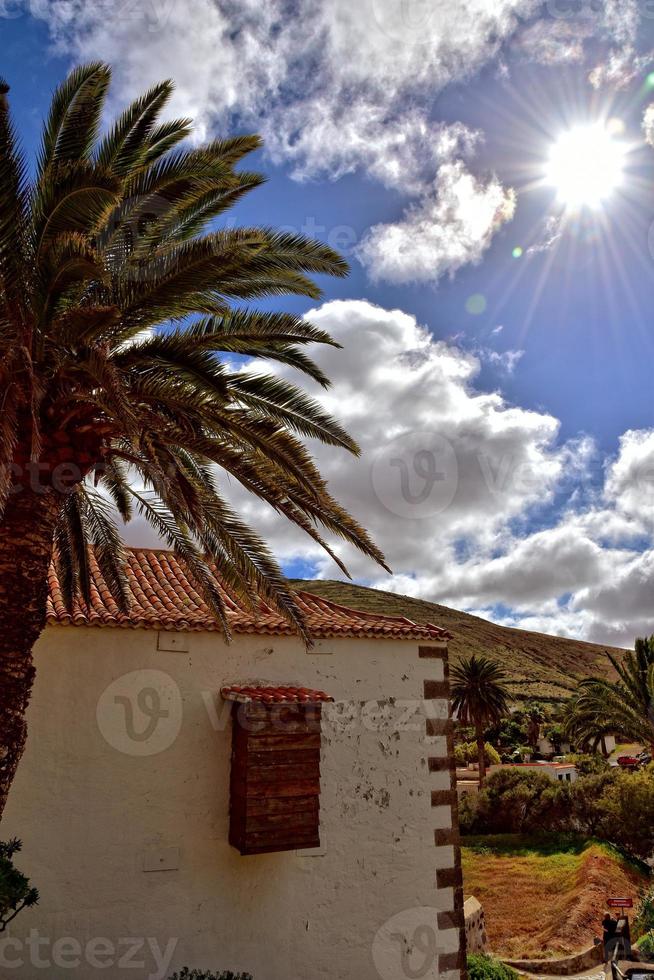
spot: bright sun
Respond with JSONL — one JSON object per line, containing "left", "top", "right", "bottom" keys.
{"left": 546, "top": 124, "right": 626, "bottom": 210}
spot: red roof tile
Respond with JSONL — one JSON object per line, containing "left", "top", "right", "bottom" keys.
{"left": 46, "top": 548, "right": 450, "bottom": 642}
{"left": 221, "top": 685, "right": 334, "bottom": 704}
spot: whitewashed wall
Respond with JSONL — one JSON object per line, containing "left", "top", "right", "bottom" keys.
{"left": 2, "top": 625, "right": 463, "bottom": 980}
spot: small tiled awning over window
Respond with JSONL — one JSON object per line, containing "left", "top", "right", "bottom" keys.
{"left": 222, "top": 685, "right": 334, "bottom": 856}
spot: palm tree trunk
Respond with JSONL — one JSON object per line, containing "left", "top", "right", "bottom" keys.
{"left": 0, "top": 486, "right": 61, "bottom": 822}
{"left": 476, "top": 721, "right": 487, "bottom": 787}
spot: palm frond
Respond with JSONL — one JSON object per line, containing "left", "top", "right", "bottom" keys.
{"left": 0, "top": 66, "right": 386, "bottom": 643}
{"left": 37, "top": 63, "right": 111, "bottom": 176}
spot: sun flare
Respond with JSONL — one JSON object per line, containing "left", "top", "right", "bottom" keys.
{"left": 546, "top": 124, "right": 626, "bottom": 210}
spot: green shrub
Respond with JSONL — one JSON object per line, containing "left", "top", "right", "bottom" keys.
{"left": 168, "top": 971, "right": 252, "bottom": 979}
{"left": 467, "top": 953, "right": 518, "bottom": 980}
{"left": 601, "top": 770, "right": 654, "bottom": 860}
{"left": 567, "top": 753, "right": 609, "bottom": 776}
{"left": 455, "top": 742, "right": 501, "bottom": 767}
{"left": 638, "top": 932, "right": 654, "bottom": 961}
{"left": 635, "top": 889, "right": 654, "bottom": 936}
{"left": 0, "top": 840, "right": 38, "bottom": 930}
{"left": 460, "top": 768, "right": 570, "bottom": 835}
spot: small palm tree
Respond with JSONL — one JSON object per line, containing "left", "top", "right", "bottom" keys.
{"left": 525, "top": 703, "right": 545, "bottom": 752}
{"left": 0, "top": 64, "right": 387, "bottom": 819}
{"left": 564, "top": 637, "right": 654, "bottom": 756}
{"left": 450, "top": 654, "right": 511, "bottom": 785}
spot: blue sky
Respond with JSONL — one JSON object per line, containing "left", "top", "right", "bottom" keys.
{"left": 5, "top": 0, "right": 654, "bottom": 646}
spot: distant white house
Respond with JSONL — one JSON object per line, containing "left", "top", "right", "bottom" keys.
{"left": 537, "top": 734, "right": 571, "bottom": 757}
{"left": 538, "top": 733, "right": 615, "bottom": 758}
{"left": 493, "top": 761, "right": 578, "bottom": 783}
{"left": 455, "top": 760, "right": 578, "bottom": 798}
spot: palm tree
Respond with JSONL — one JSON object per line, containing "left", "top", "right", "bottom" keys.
{"left": 525, "top": 703, "right": 545, "bottom": 753}
{"left": 0, "top": 64, "right": 388, "bottom": 819}
{"left": 450, "top": 655, "right": 511, "bottom": 785}
{"left": 564, "top": 637, "right": 654, "bottom": 756}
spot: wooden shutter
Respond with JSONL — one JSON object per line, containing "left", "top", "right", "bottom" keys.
{"left": 228, "top": 701, "right": 324, "bottom": 855}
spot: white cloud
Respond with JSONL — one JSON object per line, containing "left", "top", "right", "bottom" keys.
{"left": 356, "top": 162, "right": 516, "bottom": 284}
{"left": 604, "top": 429, "right": 654, "bottom": 525}
{"left": 32, "top": 0, "right": 538, "bottom": 175}
{"left": 643, "top": 104, "right": 654, "bottom": 148}
{"left": 526, "top": 215, "right": 563, "bottom": 256}
{"left": 153, "top": 297, "right": 651, "bottom": 650}
{"left": 513, "top": 19, "right": 593, "bottom": 66}
{"left": 266, "top": 106, "right": 480, "bottom": 194}
{"left": 120, "top": 297, "right": 654, "bottom": 647}
{"left": 210, "top": 299, "right": 581, "bottom": 580}
{"left": 29, "top": 0, "right": 529, "bottom": 285}
{"left": 477, "top": 347, "right": 525, "bottom": 375}
{"left": 587, "top": 0, "right": 653, "bottom": 90}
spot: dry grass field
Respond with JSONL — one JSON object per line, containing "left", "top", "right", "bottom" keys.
{"left": 461, "top": 835, "right": 649, "bottom": 959}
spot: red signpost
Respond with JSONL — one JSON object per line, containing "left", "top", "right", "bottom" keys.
{"left": 608, "top": 898, "right": 634, "bottom": 910}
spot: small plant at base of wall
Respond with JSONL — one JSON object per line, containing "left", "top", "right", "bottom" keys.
{"left": 467, "top": 953, "right": 519, "bottom": 980}
{"left": 0, "top": 839, "right": 39, "bottom": 931}
{"left": 168, "top": 970, "right": 253, "bottom": 979}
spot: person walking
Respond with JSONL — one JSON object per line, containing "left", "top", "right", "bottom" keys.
{"left": 602, "top": 913, "right": 618, "bottom": 963}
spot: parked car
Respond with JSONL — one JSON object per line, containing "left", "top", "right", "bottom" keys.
{"left": 617, "top": 755, "right": 641, "bottom": 769}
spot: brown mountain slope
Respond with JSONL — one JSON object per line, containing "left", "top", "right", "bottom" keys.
{"left": 292, "top": 580, "right": 625, "bottom": 699}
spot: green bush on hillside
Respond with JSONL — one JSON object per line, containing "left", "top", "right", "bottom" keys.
{"left": 467, "top": 953, "right": 518, "bottom": 980}
{"left": 460, "top": 768, "right": 570, "bottom": 834}
{"left": 635, "top": 888, "right": 654, "bottom": 936}
{"left": 638, "top": 932, "right": 654, "bottom": 962}
{"left": 565, "top": 753, "right": 610, "bottom": 776}
{"left": 459, "top": 765, "right": 654, "bottom": 860}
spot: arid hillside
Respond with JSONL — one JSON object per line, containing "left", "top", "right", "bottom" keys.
{"left": 294, "top": 580, "right": 625, "bottom": 699}
{"left": 462, "top": 836, "right": 649, "bottom": 959}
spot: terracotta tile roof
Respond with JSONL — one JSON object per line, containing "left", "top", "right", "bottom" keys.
{"left": 221, "top": 685, "right": 334, "bottom": 704}
{"left": 46, "top": 547, "right": 450, "bottom": 642}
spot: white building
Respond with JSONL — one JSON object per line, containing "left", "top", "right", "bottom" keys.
{"left": 3, "top": 548, "right": 467, "bottom": 980}
{"left": 491, "top": 761, "right": 578, "bottom": 783}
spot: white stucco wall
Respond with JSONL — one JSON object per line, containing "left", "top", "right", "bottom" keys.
{"left": 2, "top": 626, "right": 461, "bottom": 980}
